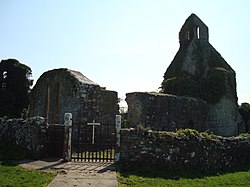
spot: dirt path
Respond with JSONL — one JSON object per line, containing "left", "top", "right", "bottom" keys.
{"left": 19, "top": 159, "right": 118, "bottom": 187}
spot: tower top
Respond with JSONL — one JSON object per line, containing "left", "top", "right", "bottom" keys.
{"left": 179, "top": 13, "right": 209, "bottom": 46}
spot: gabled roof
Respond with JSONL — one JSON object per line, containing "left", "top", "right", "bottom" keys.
{"left": 36, "top": 68, "right": 99, "bottom": 86}
{"left": 67, "top": 69, "right": 98, "bottom": 85}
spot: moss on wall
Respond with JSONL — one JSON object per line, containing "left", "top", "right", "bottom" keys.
{"left": 120, "top": 128, "right": 250, "bottom": 171}
{"left": 161, "top": 40, "right": 236, "bottom": 104}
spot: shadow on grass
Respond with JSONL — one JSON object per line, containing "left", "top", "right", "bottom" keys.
{"left": 0, "top": 141, "right": 31, "bottom": 166}
{"left": 117, "top": 163, "right": 250, "bottom": 180}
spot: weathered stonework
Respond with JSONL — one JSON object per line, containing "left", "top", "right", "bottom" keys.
{"left": 29, "top": 68, "right": 118, "bottom": 125}
{"left": 120, "top": 128, "right": 250, "bottom": 171}
{"left": 206, "top": 97, "right": 240, "bottom": 136}
{"left": 0, "top": 117, "right": 47, "bottom": 157}
{"left": 126, "top": 92, "right": 242, "bottom": 136}
{"left": 126, "top": 14, "right": 241, "bottom": 136}
{"left": 126, "top": 92, "right": 209, "bottom": 131}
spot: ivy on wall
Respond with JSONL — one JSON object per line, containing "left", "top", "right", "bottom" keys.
{"left": 161, "top": 40, "right": 236, "bottom": 104}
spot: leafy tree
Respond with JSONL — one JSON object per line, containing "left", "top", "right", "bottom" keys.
{"left": 239, "top": 102, "right": 250, "bottom": 132}
{"left": 0, "top": 59, "right": 33, "bottom": 118}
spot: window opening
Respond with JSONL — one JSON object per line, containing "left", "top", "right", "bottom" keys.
{"left": 3, "top": 71, "right": 7, "bottom": 79}
{"left": 2, "top": 71, "right": 7, "bottom": 90}
{"left": 197, "top": 27, "right": 200, "bottom": 39}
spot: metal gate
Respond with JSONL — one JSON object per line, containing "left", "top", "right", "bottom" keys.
{"left": 47, "top": 124, "right": 64, "bottom": 158}
{"left": 71, "top": 122, "right": 116, "bottom": 162}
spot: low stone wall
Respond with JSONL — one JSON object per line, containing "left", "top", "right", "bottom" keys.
{"left": 0, "top": 117, "right": 48, "bottom": 158}
{"left": 126, "top": 92, "right": 209, "bottom": 131}
{"left": 120, "top": 128, "right": 250, "bottom": 171}
{"left": 126, "top": 92, "right": 241, "bottom": 136}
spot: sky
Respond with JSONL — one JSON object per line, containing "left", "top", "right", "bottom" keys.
{"left": 1, "top": 0, "right": 250, "bottom": 106}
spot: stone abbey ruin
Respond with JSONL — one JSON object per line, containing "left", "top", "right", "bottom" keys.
{"left": 0, "top": 14, "right": 246, "bottom": 138}
{"left": 1, "top": 13, "right": 250, "bottom": 171}
{"left": 126, "top": 14, "right": 242, "bottom": 136}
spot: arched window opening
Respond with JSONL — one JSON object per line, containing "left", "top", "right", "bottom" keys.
{"left": 2, "top": 71, "right": 7, "bottom": 90}
{"left": 197, "top": 27, "right": 200, "bottom": 39}
{"left": 187, "top": 31, "right": 190, "bottom": 40}
{"left": 3, "top": 71, "right": 7, "bottom": 79}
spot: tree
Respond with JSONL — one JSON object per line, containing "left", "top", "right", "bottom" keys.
{"left": 239, "top": 102, "right": 250, "bottom": 133}
{"left": 0, "top": 59, "right": 33, "bottom": 118}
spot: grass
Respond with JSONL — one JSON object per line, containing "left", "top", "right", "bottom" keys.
{"left": 0, "top": 164, "right": 56, "bottom": 187}
{"left": 117, "top": 165, "right": 250, "bottom": 187}
{"left": 0, "top": 141, "right": 56, "bottom": 187}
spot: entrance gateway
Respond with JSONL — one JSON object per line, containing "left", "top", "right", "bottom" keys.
{"left": 70, "top": 115, "right": 121, "bottom": 162}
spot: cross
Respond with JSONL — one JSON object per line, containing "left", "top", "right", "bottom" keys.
{"left": 87, "top": 120, "right": 101, "bottom": 144}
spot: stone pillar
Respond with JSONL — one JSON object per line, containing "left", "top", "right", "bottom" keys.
{"left": 115, "top": 115, "right": 121, "bottom": 162}
{"left": 63, "top": 113, "right": 72, "bottom": 162}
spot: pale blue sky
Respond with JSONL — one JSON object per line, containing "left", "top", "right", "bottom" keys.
{"left": 1, "top": 0, "right": 250, "bottom": 104}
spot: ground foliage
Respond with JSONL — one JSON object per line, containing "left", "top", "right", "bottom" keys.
{"left": 118, "top": 164, "right": 250, "bottom": 187}
{"left": 0, "top": 141, "right": 31, "bottom": 163}
{"left": 0, "top": 141, "right": 56, "bottom": 187}
{"left": 0, "top": 59, "right": 33, "bottom": 118}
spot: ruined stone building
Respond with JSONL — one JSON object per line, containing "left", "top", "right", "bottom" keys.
{"left": 126, "top": 14, "right": 242, "bottom": 136}
{"left": 29, "top": 68, "right": 118, "bottom": 125}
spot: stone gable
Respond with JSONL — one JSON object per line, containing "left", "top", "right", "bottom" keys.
{"left": 29, "top": 68, "right": 118, "bottom": 124}
{"left": 126, "top": 14, "right": 242, "bottom": 136}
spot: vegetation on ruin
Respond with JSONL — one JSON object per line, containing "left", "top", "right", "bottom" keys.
{"left": 161, "top": 68, "right": 228, "bottom": 104}
{"left": 0, "top": 59, "right": 33, "bottom": 118}
{"left": 136, "top": 125, "right": 218, "bottom": 140}
{"left": 160, "top": 41, "right": 236, "bottom": 104}
{"left": 118, "top": 164, "right": 250, "bottom": 187}
{"left": 176, "top": 128, "right": 218, "bottom": 139}
{"left": 0, "top": 142, "right": 56, "bottom": 187}
{"left": 238, "top": 133, "right": 250, "bottom": 138}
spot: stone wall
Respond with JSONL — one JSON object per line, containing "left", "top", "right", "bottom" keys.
{"left": 126, "top": 92, "right": 242, "bottom": 136}
{"left": 120, "top": 128, "right": 250, "bottom": 171}
{"left": 29, "top": 68, "right": 119, "bottom": 125}
{"left": 0, "top": 117, "right": 48, "bottom": 158}
{"left": 206, "top": 96, "right": 240, "bottom": 136}
{"left": 126, "top": 92, "right": 209, "bottom": 131}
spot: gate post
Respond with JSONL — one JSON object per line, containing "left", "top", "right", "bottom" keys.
{"left": 115, "top": 115, "right": 121, "bottom": 162}
{"left": 63, "top": 113, "right": 72, "bottom": 162}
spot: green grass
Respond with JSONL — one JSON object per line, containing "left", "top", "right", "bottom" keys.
{"left": 0, "top": 141, "right": 56, "bottom": 187}
{"left": 0, "top": 164, "right": 56, "bottom": 187}
{"left": 118, "top": 166, "right": 250, "bottom": 187}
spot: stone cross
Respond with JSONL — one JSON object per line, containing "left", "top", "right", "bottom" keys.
{"left": 87, "top": 120, "right": 100, "bottom": 144}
